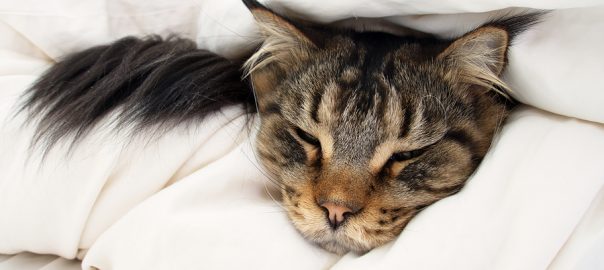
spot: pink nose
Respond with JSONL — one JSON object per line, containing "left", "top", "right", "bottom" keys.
{"left": 320, "top": 202, "right": 353, "bottom": 229}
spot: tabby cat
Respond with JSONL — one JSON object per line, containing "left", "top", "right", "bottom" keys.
{"left": 20, "top": 0, "right": 541, "bottom": 254}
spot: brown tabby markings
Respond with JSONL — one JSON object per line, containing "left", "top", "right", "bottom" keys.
{"left": 243, "top": 0, "right": 539, "bottom": 254}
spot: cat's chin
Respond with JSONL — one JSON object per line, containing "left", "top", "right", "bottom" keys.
{"left": 307, "top": 229, "right": 379, "bottom": 255}
{"left": 318, "top": 241, "right": 354, "bottom": 255}
{"left": 317, "top": 240, "right": 367, "bottom": 255}
{"left": 314, "top": 234, "right": 377, "bottom": 255}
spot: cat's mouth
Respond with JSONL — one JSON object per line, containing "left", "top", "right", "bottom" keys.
{"left": 278, "top": 182, "right": 417, "bottom": 254}
{"left": 285, "top": 202, "right": 396, "bottom": 255}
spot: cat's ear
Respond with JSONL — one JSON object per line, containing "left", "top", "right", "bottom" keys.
{"left": 438, "top": 13, "right": 543, "bottom": 96}
{"left": 243, "top": 0, "right": 319, "bottom": 50}
{"left": 242, "top": 0, "right": 324, "bottom": 101}
{"left": 438, "top": 26, "right": 510, "bottom": 95}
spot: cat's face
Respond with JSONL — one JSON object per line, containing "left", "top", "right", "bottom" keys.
{"left": 243, "top": 0, "right": 523, "bottom": 254}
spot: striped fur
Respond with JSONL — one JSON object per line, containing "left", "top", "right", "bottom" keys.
{"left": 245, "top": 0, "right": 542, "bottom": 254}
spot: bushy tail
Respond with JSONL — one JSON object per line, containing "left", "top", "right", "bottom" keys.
{"left": 19, "top": 35, "right": 255, "bottom": 152}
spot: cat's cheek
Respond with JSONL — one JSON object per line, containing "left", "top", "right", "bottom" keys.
{"left": 285, "top": 193, "right": 333, "bottom": 245}
{"left": 280, "top": 180, "right": 344, "bottom": 248}
{"left": 347, "top": 205, "right": 415, "bottom": 251}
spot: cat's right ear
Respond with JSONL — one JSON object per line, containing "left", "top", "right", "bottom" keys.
{"left": 437, "top": 13, "right": 543, "bottom": 98}
{"left": 242, "top": 0, "right": 323, "bottom": 102}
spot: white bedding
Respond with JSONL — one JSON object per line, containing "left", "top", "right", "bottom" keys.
{"left": 1, "top": 0, "right": 603, "bottom": 269}
{"left": 0, "top": 253, "right": 79, "bottom": 270}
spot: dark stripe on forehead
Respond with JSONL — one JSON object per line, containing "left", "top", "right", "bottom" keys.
{"left": 375, "top": 75, "right": 391, "bottom": 120}
{"left": 374, "top": 84, "right": 387, "bottom": 120}
{"left": 354, "top": 86, "right": 377, "bottom": 114}
{"left": 399, "top": 106, "right": 413, "bottom": 138}
{"left": 310, "top": 88, "right": 325, "bottom": 123}
{"left": 383, "top": 57, "right": 396, "bottom": 82}
{"left": 335, "top": 85, "right": 353, "bottom": 115}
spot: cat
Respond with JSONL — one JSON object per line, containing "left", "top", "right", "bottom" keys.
{"left": 19, "top": 0, "right": 542, "bottom": 255}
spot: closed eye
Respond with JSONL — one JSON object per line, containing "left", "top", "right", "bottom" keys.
{"left": 294, "top": 127, "right": 321, "bottom": 147}
{"left": 380, "top": 147, "right": 427, "bottom": 176}
{"left": 389, "top": 148, "right": 426, "bottom": 162}
{"left": 388, "top": 134, "right": 446, "bottom": 164}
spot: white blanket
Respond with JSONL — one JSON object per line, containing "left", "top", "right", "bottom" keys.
{"left": 1, "top": 0, "right": 603, "bottom": 269}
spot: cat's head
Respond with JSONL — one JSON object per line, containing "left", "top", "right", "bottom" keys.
{"left": 243, "top": 0, "right": 540, "bottom": 254}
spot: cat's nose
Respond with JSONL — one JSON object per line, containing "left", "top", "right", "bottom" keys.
{"left": 320, "top": 202, "right": 357, "bottom": 229}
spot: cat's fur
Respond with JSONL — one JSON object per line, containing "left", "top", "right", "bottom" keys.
{"left": 19, "top": 0, "right": 542, "bottom": 254}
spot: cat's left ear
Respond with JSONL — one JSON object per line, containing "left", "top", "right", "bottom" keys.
{"left": 438, "top": 13, "right": 543, "bottom": 95}
{"left": 242, "top": 0, "right": 325, "bottom": 101}
{"left": 437, "top": 25, "right": 511, "bottom": 94}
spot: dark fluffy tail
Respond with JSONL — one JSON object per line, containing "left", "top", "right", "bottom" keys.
{"left": 19, "top": 35, "right": 255, "bottom": 152}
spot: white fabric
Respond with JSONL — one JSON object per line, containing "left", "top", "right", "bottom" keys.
{"left": 1, "top": 0, "right": 603, "bottom": 269}
{"left": 0, "top": 253, "right": 79, "bottom": 270}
